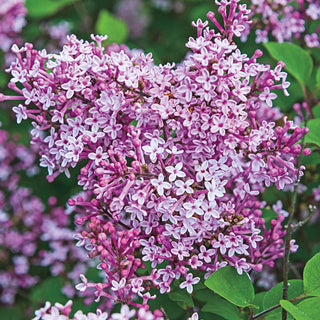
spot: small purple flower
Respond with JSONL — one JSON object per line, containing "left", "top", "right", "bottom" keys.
{"left": 179, "top": 273, "right": 200, "bottom": 294}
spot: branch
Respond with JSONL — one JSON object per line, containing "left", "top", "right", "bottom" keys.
{"left": 252, "top": 292, "right": 307, "bottom": 319}
{"left": 292, "top": 205, "right": 317, "bottom": 232}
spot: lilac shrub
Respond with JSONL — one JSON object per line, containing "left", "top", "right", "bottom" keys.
{"left": 0, "top": 128, "right": 90, "bottom": 304}
{"left": 1, "top": 0, "right": 310, "bottom": 312}
{"left": 242, "top": 0, "right": 320, "bottom": 47}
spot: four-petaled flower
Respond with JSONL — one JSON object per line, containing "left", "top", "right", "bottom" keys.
{"left": 151, "top": 174, "right": 171, "bottom": 196}
{"left": 165, "top": 162, "right": 186, "bottom": 182}
{"left": 179, "top": 273, "right": 200, "bottom": 294}
{"left": 142, "top": 138, "right": 164, "bottom": 163}
{"left": 175, "top": 179, "right": 194, "bottom": 196}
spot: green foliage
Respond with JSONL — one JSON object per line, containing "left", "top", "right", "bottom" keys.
{"left": 262, "top": 280, "right": 304, "bottom": 319}
{"left": 148, "top": 288, "right": 185, "bottom": 320}
{"left": 316, "top": 68, "right": 320, "bottom": 89}
{"left": 204, "top": 266, "right": 255, "bottom": 307}
{"left": 253, "top": 291, "right": 266, "bottom": 314}
{"left": 193, "top": 288, "right": 216, "bottom": 303}
{"left": 261, "top": 208, "right": 278, "bottom": 230}
{"left": 313, "top": 104, "right": 320, "bottom": 118}
{"left": 263, "top": 42, "right": 313, "bottom": 86}
{"left": 201, "top": 295, "right": 243, "bottom": 320}
{"left": 296, "top": 297, "right": 320, "bottom": 320}
{"left": 303, "top": 252, "right": 320, "bottom": 297}
{"left": 95, "top": 10, "right": 128, "bottom": 44}
{"left": 26, "top": 0, "right": 77, "bottom": 18}
{"left": 201, "top": 254, "right": 320, "bottom": 319}
{"left": 305, "top": 119, "right": 320, "bottom": 147}
{"left": 0, "top": 306, "right": 23, "bottom": 320}
{"left": 189, "top": 4, "right": 213, "bottom": 22}
{"left": 30, "top": 277, "right": 67, "bottom": 304}
{"left": 168, "top": 290, "right": 194, "bottom": 308}
{"left": 280, "top": 300, "right": 312, "bottom": 320}
{"left": 302, "top": 148, "right": 320, "bottom": 165}
{"left": 263, "top": 280, "right": 304, "bottom": 310}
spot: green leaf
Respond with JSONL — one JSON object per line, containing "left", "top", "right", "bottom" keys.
{"left": 189, "top": 4, "right": 214, "bottom": 22}
{"left": 263, "top": 279, "right": 304, "bottom": 319}
{"left": 194, "top": 288, "right": 216, "bottom": 303}
{"left": 305, "top": 119, "right": 320, "bottom": 147}
{"left": 304, "top": 252, "right": 320, "bottom": 296}
{"left": 148, "top": 288, "right": 184, "bottom": 320}
{"left": 263, "top": 42, "right": 313, "bottom": 85}
{"left": 313, "top": 105, "right": 320, "bottom": 118}
{"left": 204, "top": 266, "right": 255, "bottom": 307}
{"left": 297, "top": 297, "right": 320, "bottom": 319}
{"left": 30, "top": 277, "right": 67, "bottom": 304}
{"left": 253, "top": 292, "right": 266, "bottom": 315}
{"left": 316, "top": 68, "right": 320, "bottom": 87}
{"left": 302, "top": 149, "right": 320, "bottom": 165}
{"left": 168, "top": 290, "right": 194, "bottom": 307}
{"left": 280, "top": 300, "right": 312, "bottom": 320}
{"left": 274, "top": 76, "right": 304, "bottom": 113}
{"left": 202, "top": 295, "right": 242, "bottom": 320}
{"left": 26, "top": 0, "right": 77, "bottom": 18}
{"left": 0, "top": 306, "right": 22, "bottom": 320}
{"left": 263, "top": 279, "right": 304, "bottom": 309}
{"left": 261, "top": 209, "right": 278, "bottom": 230}
{"left": 95, "top": 10, "right": 128, "bottom": 44}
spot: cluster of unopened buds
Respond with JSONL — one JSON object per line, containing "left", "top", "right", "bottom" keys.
{"left": 241, "top": 0, "right": 320, "bottom": 47}
{"left": 1, "top": 0, "right": 310, "bottom": 315}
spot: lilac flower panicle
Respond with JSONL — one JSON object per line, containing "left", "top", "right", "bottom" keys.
{"left": 2, "top": 0, "right": 308, "bottom": 310}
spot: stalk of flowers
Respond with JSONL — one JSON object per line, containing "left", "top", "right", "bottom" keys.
{"left": 0, "top": 0, "right": 26, "bottom": 65}
{"left": 74, "top": 216, "right": 159, "bottom": 307}
{"left": 0, "top": 128, "right": 92, "bottom": 304}
{"left": 33, "top": 300, "right": 164, "bottom": 320}
{"left": 241, "top": 0, "right": 320, "bottom": 47}
{"left": 2, "top": 0, "right": 309, "bottom": 306}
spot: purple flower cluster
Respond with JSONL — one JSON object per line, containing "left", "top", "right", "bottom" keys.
{"left": 33, "top": 300, "right": 163, "bottom": 320}
{"left": 242, "top": 0, "right": 320, "bottom": 47}
{"left": 2, "top": 0, "right": 309, "bottom": 309}
{"left": 0, "top": 0, "right": 26, "bottom": 53}
{"left": 74, "top": 217, "right": 159, "bottom": 306}
{"left": 0, "top": 128, "right": 90, "bottom": 304}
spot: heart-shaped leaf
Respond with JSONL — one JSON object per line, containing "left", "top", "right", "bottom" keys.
{"left": 95, "top": 10, "right": 128, "bottom": 44}
{"left": 304, "top": 252, "right": 320, "bottom": 296}
{"left": 202, "top": 295, "right": 242, "bottom": 320}
{"left": 280, "top": 300, "right": 312, "bottom": 320}
{"left": 263, "top": 42, "right": 313, "bottom": 86}
{"left": 204, "top": 266, "right": 255, "bottom": 307}
{"left": 305, "top": 119, "right": 320, "bottom": 147}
